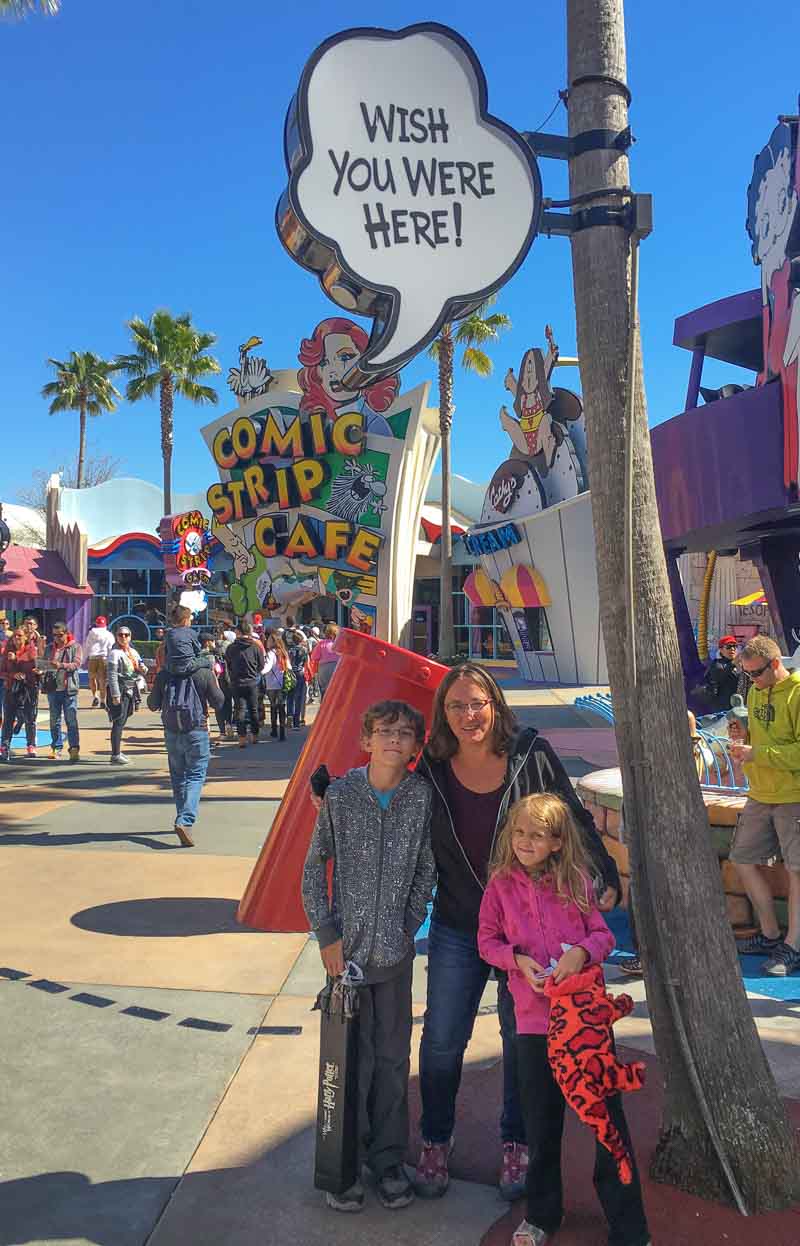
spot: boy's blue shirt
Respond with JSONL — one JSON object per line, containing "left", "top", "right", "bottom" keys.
{"left": 370, "top": 784, "right": 398, "bottom": 810}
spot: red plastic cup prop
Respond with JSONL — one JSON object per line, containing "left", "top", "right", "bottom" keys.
{"left": 237, "top": 629, "right": 449, "bottom": 932}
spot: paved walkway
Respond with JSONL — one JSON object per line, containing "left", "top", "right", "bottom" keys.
{"left": 1, "top": 689, "right": 798, "bottom": 1245}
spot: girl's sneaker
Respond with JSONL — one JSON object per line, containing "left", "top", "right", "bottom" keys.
{"left": 0, "top": 746, "right": 9, "bottom": 763}
{"left": 763, "top": 941, "right": 800, "bottom": 976}
{"left": 414, "top": 1137, "right": 454, "bottom": 1198}
{"left": 26, "top": 745, "right": 36, "bottom": 758}
{"left": 48, "top": 747, "right": 62, "bottom": 760}
{"left": 511, "top": 1221, "right": 553, "bottom": 1246}
{"left": 500, "top": 1141, "right": 528, "bottom": 1200}
{"left": 325, "top": 1180, "right": 364, "bottom": 1213}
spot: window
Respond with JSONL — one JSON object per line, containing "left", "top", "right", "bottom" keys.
{"left": 88, "top": 568, "right": 110, "bottom": 595}
{"left": 111, "top": 568, "right": 147, "bottom": 595}
{"left": 147, "top": 569, "right": 165, "bottom": 595}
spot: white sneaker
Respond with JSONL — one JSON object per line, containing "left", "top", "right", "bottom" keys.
{"left": 325, "top": 1180, "right": 364, "bottom": 1212}
{"left": 512, "top": 1220, "right": 554, "bottom": 1246}
{"left": 110, "top": 754, "right": 130, "bottom": 765}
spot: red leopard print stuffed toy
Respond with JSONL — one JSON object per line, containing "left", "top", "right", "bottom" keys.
{"left": 544, "top": 964, "right": 645, "bottom": 1184}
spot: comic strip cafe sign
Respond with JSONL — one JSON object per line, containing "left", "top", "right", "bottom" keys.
{"left": 278, "top": 22, "right": 541, "bottom": 380}
{"left": 206, "top": 408, "right": 382, "bottom": 573}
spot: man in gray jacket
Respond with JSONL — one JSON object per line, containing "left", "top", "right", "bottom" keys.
{"left": 302, "top": 700, "right": 435, "bottom": 1215}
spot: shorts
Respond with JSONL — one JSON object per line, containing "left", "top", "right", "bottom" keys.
{"left": 87, "top": 657, "right": 107, "bottom": 680}
{"left": 729, "top": 798, "right": 800, "bottom": 870}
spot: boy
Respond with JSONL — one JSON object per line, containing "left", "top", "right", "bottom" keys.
{"left": 164, "top": 605, "right": 213, "bottom": 676}
{"left": 302, "top": 700, "right": 435, "bottom": 1214}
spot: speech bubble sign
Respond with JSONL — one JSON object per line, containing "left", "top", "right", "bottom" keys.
{"left": 277, "top": 23, "right": 541, "bottom": 384}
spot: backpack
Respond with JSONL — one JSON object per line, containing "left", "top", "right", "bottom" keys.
{"left": 282, "top": 666, "right": 297, "bottom": 694}
{"left": 161, "top": 674, "right": 206, "bottom": 733}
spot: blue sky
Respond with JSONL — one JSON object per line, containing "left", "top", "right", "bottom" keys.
{"left": 1, "top": 1, "right": 793, "bottom": 506}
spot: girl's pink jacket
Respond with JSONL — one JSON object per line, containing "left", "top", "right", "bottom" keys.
{"left": 478, "top": 867, "right": 615, "bottom": 1034}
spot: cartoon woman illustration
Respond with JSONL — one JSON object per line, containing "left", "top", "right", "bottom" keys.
{"left": 297, "top": 317, "right": 399, "bottom": 436}
{"left": 746, "top": 120, "right": 800, "bottom": 489}
{"left": 499, "top": 336, "right": 580, "bottom": 507}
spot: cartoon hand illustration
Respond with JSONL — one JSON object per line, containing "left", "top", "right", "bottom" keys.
{"left": 504, "top": 367, "right": 518, "bottom": 397}
{"left": 500, "top": 405, "right": 529, "bottom": 455}
{"left": 213, "top": 521, "right": 256, "bottom": 580}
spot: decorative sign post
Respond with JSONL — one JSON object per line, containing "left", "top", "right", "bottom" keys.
{"left": 276, "top": 21, "right": 542, "bottom": 386}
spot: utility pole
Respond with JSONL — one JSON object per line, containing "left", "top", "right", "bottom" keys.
{"left": 565, "top": 0, "right": 800, "bottom": 1210}
{"left": 438, "top": 327, "right": 455, "bottom": 658}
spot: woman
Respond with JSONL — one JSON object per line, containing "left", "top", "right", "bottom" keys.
{"left": 311, "top": 662, "right": 619, "bottom": 1201}
{"left": 297, "top": 316, "right": 399, "bottom": 434}
{"left": 285, "top": 628, "right": 309, "bottom": 729}
{"left": 262, "top": 632, "right": 289, "bottom": 741}
{"left": 106, "top": 625, "right": 147, "bottom": 765}
{"left": 308, "top": 622, "right": 340, "bottom": 701}
{"left": 0, "top": 627, "right": 40, "bottom": 760}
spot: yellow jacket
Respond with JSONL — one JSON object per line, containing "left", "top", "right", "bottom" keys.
{"left": 744, "top": 669, "right": 800, "bottom": 803}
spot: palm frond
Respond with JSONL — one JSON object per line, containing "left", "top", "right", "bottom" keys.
{"left": 125, "top": 373, "right": 161, "bottom": 402}
{"left": 461, "top": 347, "right": 493, "bottom": 377}
{"left": 175, "top": 380, "right": 219, "bottom": 405}
{"left": 0, "top": 0, "right": 59, "bottom": 16}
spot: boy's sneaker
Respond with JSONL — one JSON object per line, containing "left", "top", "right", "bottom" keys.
{"left": 736, "top": 932, "right": 781, "bottom": 956}
{"left": 511, "top": 1219, "right": 559, "bottom": 1246}
{"left": 91, "top": 696, "right": 100, "bottom": 708}
{"left": 325, "top": 1180, "right": 364, "bottom": 1213}
{"left": 376, "top": 1164, "right": 414, "bottom": 1209}
{"left": 414, "top": 1137, "right": 453, "bottom": 1198}
{"left": 110, "top": 754, "right": 129, "bottom": 765}
{"left": 500, "top": 1141, "right": 528, "bottom": 1200}
{"left": 48, "top": 748, "right": 62, "bottom": 760}
{"left": 68, "top": 748, "right": 80, "bottom": 763}
{"left": 619, "top": 955, "right": 644, "bottom": 977}
{"left": 763, "top": 941, "right": 800, "bottom": 976}
{"left": 26, "top": 746, "right": 36, "bottom": 758}
{"left": 0, "top": 746, "right": 9, "bottom": 763}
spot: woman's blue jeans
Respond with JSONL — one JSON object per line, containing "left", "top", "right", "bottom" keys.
{"left": 419, "top": 918, "right": 525, "bottom": 1146}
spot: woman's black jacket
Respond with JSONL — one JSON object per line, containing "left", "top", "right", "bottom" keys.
{"left": 416, "top": 727, "right": 620, "bottom": 934}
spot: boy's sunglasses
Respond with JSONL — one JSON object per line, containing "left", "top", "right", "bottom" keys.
{"left": 744, "top": 660, "right": 772, "bottom": 679}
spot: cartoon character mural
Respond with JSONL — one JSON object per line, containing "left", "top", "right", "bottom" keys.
{"left": 228, "top": 335, "right": 275, "bottom": 405}
{"left": 484, "top": 326, "right": 587, "bottom": 523}
{"left": 298, "top": 317, "right": 400, "bottom": 436}
{"left": 200, "top": 318, "right": 438, "bottom": 638}
{"left": 746, "top": 116, "right": 800, "bottom": 491}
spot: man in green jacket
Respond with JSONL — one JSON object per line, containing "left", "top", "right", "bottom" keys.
{"left": 729, "top": 635, "right": 800, "bottom": 975}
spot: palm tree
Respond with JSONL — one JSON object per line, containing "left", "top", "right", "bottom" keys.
{"left": 42, "top": 352, "right": 122, "bottom": 488}
{"left": 0, "top": 0, "right": 59, "bottom": 15}
{"left": 117, "top": 310, "right": 221, "bottom": 515}
{"left": 428, "top": 299, "right": 511, "bottom": 656}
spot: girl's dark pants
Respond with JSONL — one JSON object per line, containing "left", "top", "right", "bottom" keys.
{"left": 357, "top": 961, "right": 414, "bottom": 1176}
{"left": 1, "top": 684, "right": 37, "bottom": 747}
{"left": 516, "top": 1034, "right": 649, "bottom": 1246}
{"left": 266, "top": 689, "right": 286, "bottom": 738}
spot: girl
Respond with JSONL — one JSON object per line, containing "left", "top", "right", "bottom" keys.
{"left": 0, "top": 627, "right": 40, "bottom": 760}
{"left": 262, "top": 632, "right": 289, "bottom": 741}
{"left": 478, "top": 793, "right": 650, "bottom": 1246}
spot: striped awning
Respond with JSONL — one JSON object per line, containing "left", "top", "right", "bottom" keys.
{"left": 463, "top": 567, "right": 501, "bottom": 606}
{"left": 499, "top": 564, "right": 551, "bottom": 608}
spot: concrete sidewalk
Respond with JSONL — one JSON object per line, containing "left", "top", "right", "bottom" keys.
{"left": 1, "top": 687, "right": 798, "bottom": 1246}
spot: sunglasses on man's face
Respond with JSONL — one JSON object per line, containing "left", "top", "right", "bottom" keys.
{"left": 743, "top": 660, "right": 772, "bottom": 679}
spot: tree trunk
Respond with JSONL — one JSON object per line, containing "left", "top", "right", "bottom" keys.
{"left": 160, "top": 372, "right": 174, "bottom": 517}
{"left": 76, "top": 400, "right": 86, "bottom": 489}
{"left": 566, "top": 0, "right": 800, "bottom": 1211}
{"left": 438, "top": 327, "right": 455, "bottom": 658}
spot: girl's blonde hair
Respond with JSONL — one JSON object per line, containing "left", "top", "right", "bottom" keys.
{"left": 489, "top": 793, "right": 592, "bottom": 913}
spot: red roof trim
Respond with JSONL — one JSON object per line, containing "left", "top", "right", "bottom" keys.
{"left": 88, "top": 531, "right": 161, "bottom": 557}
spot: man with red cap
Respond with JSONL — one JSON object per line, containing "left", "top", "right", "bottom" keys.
{"left": 84, "top": 615, "right": 116, "bottom": 707}
{"left": 701, "top": 635, "right": 740, "bottom": 714}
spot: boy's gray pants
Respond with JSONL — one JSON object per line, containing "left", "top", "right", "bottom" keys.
{"left": 357, "top": 960, "right": 413, "bottom": 1177}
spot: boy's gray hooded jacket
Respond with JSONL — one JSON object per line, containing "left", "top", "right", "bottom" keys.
{"left": 302, "top": 766, "right": 435, "bottom": 978}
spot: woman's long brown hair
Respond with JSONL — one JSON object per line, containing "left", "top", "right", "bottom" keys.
{"left": 426, "top": 662, "right": 517, "bottom": 760}
{"left": 489, "top": 793, "right": 592, "bottom": 913}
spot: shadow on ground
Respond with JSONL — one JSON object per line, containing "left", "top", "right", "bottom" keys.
{"left": 70, "top": 896, "right": 256, "bottom": 937}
